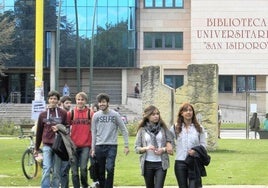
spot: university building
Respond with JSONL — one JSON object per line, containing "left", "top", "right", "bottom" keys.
{"left": 1, "top": 0, "right": 268, "bottom": 122}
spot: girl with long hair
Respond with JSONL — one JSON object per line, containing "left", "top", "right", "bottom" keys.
{"left": 135, "top": 105, "right": 173, "bottom": 188}
{"left": 170, "top": 102, "right": 207, "bottom": 188}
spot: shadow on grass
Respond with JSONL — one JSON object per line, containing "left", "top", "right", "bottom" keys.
{"left": 210, "top": 149, "right": 239, "bottom": 153}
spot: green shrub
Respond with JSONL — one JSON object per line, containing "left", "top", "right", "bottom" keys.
{"left": 0, "top": 119, "right": 18, "bottom": 135}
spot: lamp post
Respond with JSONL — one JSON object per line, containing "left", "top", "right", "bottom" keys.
{"left": 34, "top": 0, "right": 44, "bottom": 101}
{"left": 89, "top": 0, "right": 97, "bottom": 103}
{"left": 55, "top": 0, "right": 62, "bottom": 91}
{"left": 74, "top": 0, "right": 81, "bottom": 92}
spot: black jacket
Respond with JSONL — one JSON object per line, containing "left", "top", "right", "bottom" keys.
{"left": 185, "top": 145, "right": 211, "bottom": 180}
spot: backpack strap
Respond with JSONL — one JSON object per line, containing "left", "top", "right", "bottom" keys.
{"left": 71, "top": 108, "right": 91, "bottom": 120}
{"left": 87, "top": 108, "right": 91, "bottom": 120}
{"left": 71, "top": 109, "right": 74, "bottom": 121}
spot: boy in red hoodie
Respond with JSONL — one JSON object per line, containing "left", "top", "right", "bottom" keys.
{"left": 69, "top": 92, "right": 93, "bottom": 188}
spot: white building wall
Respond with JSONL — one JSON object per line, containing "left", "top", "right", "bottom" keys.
{"left": 191, "top": 0, "right": 268, "bottom": 75}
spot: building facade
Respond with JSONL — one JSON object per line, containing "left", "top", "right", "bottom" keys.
{"left": 1, "top": 0, "right": 268, "bottom": 122}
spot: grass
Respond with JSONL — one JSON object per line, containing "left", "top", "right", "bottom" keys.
{"left": 221, "top": 123, "right": 246, "bottom": 129}
{"left": 0, "top": 136, "right": 268, "bottom": 186}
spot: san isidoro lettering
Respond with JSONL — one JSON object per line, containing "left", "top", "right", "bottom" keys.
{"left": 204, "top": 42, "right": 268, "bottom": 50}
{"left": 197, "top": 17, "right": 268, "bottom": 50}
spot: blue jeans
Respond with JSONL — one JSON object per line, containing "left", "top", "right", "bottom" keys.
{"left": 95, "top": 145, "right": 117, "bottom": 188}
{"left": 60, "top": 160, "right": 70, "bottom": 188}
{"left": 174, "top": 160, "right": 202, "bottom": 188}
{"left": 144, "top": 161, "right": 167, "bottom": 188}
{"left": 41, "top": 145, "right": 61, "bottom": 188}
{"left": 71, "top": 147, "right": 90, "bottom": 188}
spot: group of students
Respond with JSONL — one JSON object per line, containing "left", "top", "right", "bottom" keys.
{"left": 34, "top": 90, "right": 129, "bottom": 188}
{"left": 34, "top": 89, "right": 209, "bottom": 188}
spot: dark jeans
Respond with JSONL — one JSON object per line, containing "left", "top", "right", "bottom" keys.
{"left": 60, "top": 160, "right": 70, "bottom": 188}
{"left": 144, "top": 161, "right": 167, "bottom": 188}
{"left": 71, "top": 147, "right": 90, "bottom": 188}
{"left": 174, "top": 160, "right": 202, "bottom": 188}
{"left": 95, "top": 145, "right": 117, "bottom": 188}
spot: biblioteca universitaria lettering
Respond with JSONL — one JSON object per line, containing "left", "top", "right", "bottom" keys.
{"left": 197, "top": 18, "right": 268, "bottom": 49}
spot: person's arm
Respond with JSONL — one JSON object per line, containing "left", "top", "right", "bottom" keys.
{"left": 91, "top": 113, "right": 97, "bottom": 157}
{"left": 34, "top": 113, "right": 44, "bottom": 154}
{"left": 165, "top": 129, "right": 174, "bottom": 155}
{"left": 199, "top": 126, "right": 207, "bottom": 148}
{"left": 116, "top": 113, "right": 129, "bottom": 148}
{"left": 135, "top": 128, "right": 145, "bottom": 154}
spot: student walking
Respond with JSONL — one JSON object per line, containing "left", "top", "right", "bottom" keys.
{"left": 69, "top": 92, "right": 93, "bottom": 188}
{"left": 34, "top": 90, "right": 68, "bottom": 188}
{"left": 59, "top": 95, "right": 72, "bottom": 188}
{"left": 91, "top": 93, "right": 129, "bottom": 188}
{"left": 170, "top": 102, "right": 209, "bottom": 188}
{"left": 135, "top": 105, "right": 173, "bottom": 188}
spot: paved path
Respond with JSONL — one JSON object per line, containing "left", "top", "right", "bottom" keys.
{"left": 0, "top": 186, "right": 268, "bottom": 188}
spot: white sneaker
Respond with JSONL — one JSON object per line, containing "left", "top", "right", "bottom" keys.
{"left": 91, "top": 181, "right": 100, "bottom": 188}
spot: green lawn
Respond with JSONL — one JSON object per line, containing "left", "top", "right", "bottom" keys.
{"left": 0, "top": 136, "right": 268, "bottom": 186}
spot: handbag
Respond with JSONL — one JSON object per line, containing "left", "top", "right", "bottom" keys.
{"left": 89, "top": 156, "right": 99, "bottom": 181}
{"left": 52, "top": 132, "right": 69, "bottom": 161}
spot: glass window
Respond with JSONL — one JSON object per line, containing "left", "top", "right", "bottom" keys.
{"left": 155, "top": 0, "right": 163, "bottom": 7}
{"left": 164, "top": 75, "right": 184, "bottom": 89}
{"left": 145, "top": 0, "right": 183, "bottom": 8}
{"left": 175, "top": 0, "right": 183, "bottom": 7}
{"left": 164, "top": 34, "right": 172, "bottom": 48}
{"left": 236, "top": 76, "right": 256, "bottom": 92}
{"left": 145, "top": 0, "right": 153, "bottom": 7}
{"left": 108, "top": 7, "right": 118, "bottom": 25}
{"left": 144, "top": 33, "right": 153, "bottom": 48}
{"left": 165, "top": 0, "right": 173, "bottom": 7}
{"left": 108, "top": 1, "right": 118, "bottom": 6}
{"left": 128, "top": 7, "right": 135, "bottom": 30}
{"left": 98, "top": 0, "right": 108, "bottom": 6}
{"left": 219, "top": 76, "right": 233, "bottom": 93}
{"left": 154, "top": 33, "right": 162, "bottom": 48}
{"left": 175, "top": 33, "right": 183, "bottom": 49}
{"left": 118, "top": 0, "right": 128, "bottom": 6}
{"left": 144, "top": 32, "right": 183, "bottom": 49}
{"left": 97, "top": 7, "right": 108, "bottom": 28}
{"left": 118, "top": 7, "right": 128, "bottom": 23}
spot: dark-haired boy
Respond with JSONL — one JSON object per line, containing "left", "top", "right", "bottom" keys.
{"left": 91, "top": 93, "right": 129, "bottom": 188}
{"left": 34, "top": 90, "right": 68, "bottom": 188}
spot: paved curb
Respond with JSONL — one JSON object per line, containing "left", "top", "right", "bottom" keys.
{"left": 0, "top": 186, "right": 268, "bottom": 188}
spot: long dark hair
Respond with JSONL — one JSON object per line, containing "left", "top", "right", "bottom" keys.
{"left": 137, "top": 105, "right": 168, "bottom": 132}
{"left": 175, "top": 102, "right": 202, "bottom": 134}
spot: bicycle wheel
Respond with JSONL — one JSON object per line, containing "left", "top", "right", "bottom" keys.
{"left": 21, "top": 149, "right": 38, "bottom": 179}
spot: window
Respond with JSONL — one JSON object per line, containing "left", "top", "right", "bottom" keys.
{"left": 164, "top": 75, "right": 184, "bottom": 89}
{"left": 144, "top": 0, "right": 184, "bottom": 8}
{"left": 219, "top": 76, "right": 233, "bottom": 93}
{"left": 144, "top": 32, "right": 183, "bottom": 49}
{"left": 236, "top": 76, "right": 256, "bottom": 92}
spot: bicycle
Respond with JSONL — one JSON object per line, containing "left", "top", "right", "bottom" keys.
{"left": 21, "top": 135, "right": 42, "bottom": 179}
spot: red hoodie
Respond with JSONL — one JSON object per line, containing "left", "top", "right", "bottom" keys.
{"left": 69, "top": 106, "right": 93, "bottom": 148}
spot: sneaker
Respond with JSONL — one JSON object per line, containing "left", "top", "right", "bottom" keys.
{"left": 91, "top": 181, "right": 99, "bottom": 188}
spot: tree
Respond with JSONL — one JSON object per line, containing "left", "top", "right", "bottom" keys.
{"left": 0, "top": 12, "right": 15, "bottom": 77}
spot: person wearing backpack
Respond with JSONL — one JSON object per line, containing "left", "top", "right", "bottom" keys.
{"left": 69, "top": 92, "right": 93, "bottom": 188}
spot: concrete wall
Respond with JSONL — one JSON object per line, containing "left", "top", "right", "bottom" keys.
{"left": 141, "top": 66, "right": 174, "bottom": 126}
{"left": 139, "top": 64, "right": 218, "bottom": 150}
